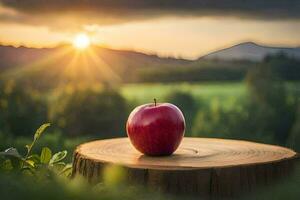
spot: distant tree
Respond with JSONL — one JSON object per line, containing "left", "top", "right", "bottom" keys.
{"left": 166, "top": 91, "right": 197, "bottom": 135}
{"left": 263, "top": 53, "right": 300, "bottom": 80}
{"left": 137, "top": 66, "right": 247, "bottom": 83}
{"left": 50, "top": 87, "right": 128, "bottom": 137}
{"left": 246, "top": 62, "right": 297, "bottom": 145}
{"left": 192, "top": 100, "right": 275, "bottom": 143}
{"left": 0, "top": 79, "right": 47, "bottom": 136}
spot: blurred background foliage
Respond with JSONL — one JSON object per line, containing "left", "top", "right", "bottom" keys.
{"left": 0, "top": 169, "right": 168, "bottom": 200}
{"left": 0, "top": 80, "right": 47, "bottom": 138}
{"left": 0, "top": 54, "right": 299, "bottom": 154}
{"left": 49, "top": 86, "right": 128, "bottom": 137}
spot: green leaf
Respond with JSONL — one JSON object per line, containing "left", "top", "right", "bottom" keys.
{"left": 52, "top": 162, "right": 66, "bottom": 171}
{"left": 53, "top": 162, "right": 66, "bottom": 167}
{"left": 40, "top": 147, "right": 52, "bottom": 164}
{"left": 0, "top": 147, "right": 22, "bottom": 159}
{"left": 59, "top": 164, "right": 72, "bottom": 177}
{"left": 24, "top": 160, "right": 35, "bottom": 168}
{"left": 27, "top": 154, "right": 41, "bottom": 164}
{"left": 34, "top": 123, "right": 51, "bottom": 141}
{"left": 50, "top": 151, "right": 67, "bottom": 165}
{"left": 25, "top": 123, "right": 50, "bottom": 159}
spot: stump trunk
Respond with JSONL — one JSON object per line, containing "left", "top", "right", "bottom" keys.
{"left": 72, "top": 137, "right": 298, "bottom": 198}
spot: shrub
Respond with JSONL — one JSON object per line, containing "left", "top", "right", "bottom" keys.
{"left": 192, "top": 61, "right": 298, "bottom": 145}
{"left": 246, "top": 62, "right": 297, "bottom": 145}
{"left": 50, "top": 87, "right": 128, "bottom": 137}
{"left": 0, "top": 79, "right": 47, "bottom": 136}
{"left": 192, "top": 98, "right": 274, "bottom": 143}
{"left": 0, "top": 123, "right": 71, "bottom": 177}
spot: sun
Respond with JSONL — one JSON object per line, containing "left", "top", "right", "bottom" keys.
{"left": 73, "top": 33, "right": 91, "bottom": 50}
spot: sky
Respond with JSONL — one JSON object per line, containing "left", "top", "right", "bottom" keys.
{"left": 0, "top": 0, "right": 300, "bottom": 59}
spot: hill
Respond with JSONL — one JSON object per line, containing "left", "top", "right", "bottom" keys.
{"left": 0, "top": 44, "right": 189, "bottom": 72}
{"left": 201, "top": 42, "right": 300, "bottom": 61}
{"left": 0, "top": 44, "right": 191, "bottom": 87}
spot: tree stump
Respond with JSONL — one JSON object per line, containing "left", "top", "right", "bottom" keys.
{"left": 72, "top": 137, "right": 298, "bottom": 198}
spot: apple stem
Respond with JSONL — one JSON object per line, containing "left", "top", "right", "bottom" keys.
{"left": 154, "top": 98, "right": 157, "bottom": 106}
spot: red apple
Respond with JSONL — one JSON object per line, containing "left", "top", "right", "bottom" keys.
{"left": 126, "top": 99, "right": 185, "bottom": 156}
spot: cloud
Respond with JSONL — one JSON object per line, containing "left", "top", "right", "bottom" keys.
{"left": 0, "top": 0, "right": 299, "bottom": 30}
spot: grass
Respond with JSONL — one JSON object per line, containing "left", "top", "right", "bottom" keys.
{"left": 121, "top": 82, "right": 246, "bottom": 103}
{"left": 121, "top": 81, "right": 299, "bottom": 109}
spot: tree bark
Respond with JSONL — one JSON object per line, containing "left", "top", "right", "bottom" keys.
{"left": 72, "top": 137, "right": 299, "bottom": 198}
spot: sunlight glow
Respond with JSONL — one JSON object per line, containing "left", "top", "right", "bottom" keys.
{"left": 73, "top": 33, "right": 91, "bottom": 50}
{"left": 4, "top": 38, "right": 121, "bottom": 89}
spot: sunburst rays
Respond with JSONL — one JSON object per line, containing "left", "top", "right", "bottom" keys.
{"left": 1, "top": 46, "right": 72, "bottom": 79}
{"left": 1, "top": 44, "right": 122, "bottom": 90}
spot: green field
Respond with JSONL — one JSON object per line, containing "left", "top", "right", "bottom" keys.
{"left": 122, "top": 81, "right": 300, "bottom": 100}
{"left": 121, "top": 81, "right": 299, "bottom": 106}
{"left": 121, "top": 81, "right": 247, "bottom": 109}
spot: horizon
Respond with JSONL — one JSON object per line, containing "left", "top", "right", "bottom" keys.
{"left": 1, "top": 40, "right": 299, "bottom": 60}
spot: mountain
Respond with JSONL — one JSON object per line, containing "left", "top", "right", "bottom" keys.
{"left": 201, "top": 42, "right": 300, "bottom": 61}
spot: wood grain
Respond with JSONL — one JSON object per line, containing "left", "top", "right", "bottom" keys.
{"left": 72, "top": 137, "right": 298, "bottom": 198}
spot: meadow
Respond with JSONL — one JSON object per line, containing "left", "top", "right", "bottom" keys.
{"left": 121, "top": 82, "right": 246, "bottom": 104}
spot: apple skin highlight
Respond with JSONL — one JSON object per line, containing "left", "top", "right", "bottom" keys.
{"left": 126, "top": 102, "right": 185, "bottom": 156}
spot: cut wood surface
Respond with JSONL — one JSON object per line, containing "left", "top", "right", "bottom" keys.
{"left": 72, "top": 137, "right": 298, "bottom": 198}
